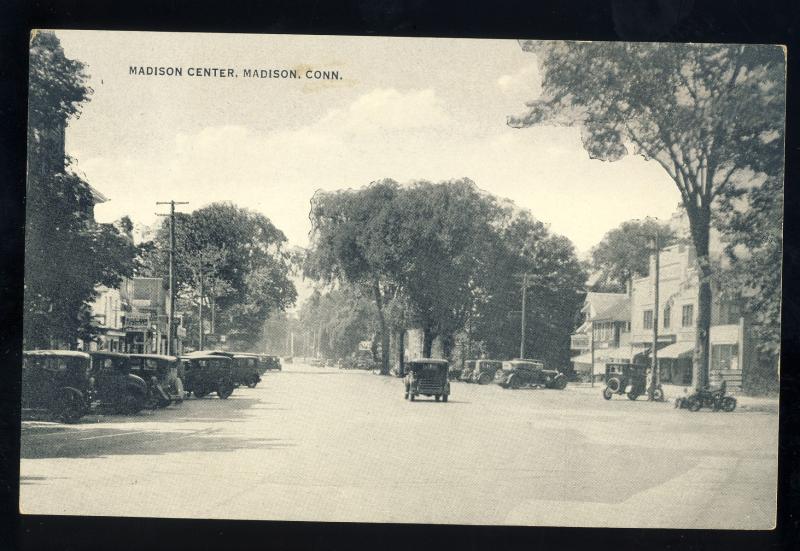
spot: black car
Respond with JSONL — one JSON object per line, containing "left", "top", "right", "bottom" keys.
{"left": 180, "top": 354, "right": 235, "bottom": 399}
{"left": 129, "top": 354, "right": 184, "bottom": 408}
{"left": 602, "top": 362, "right": 661, "bottom": 401}
{"left": 232, "top": 354, "right": 262, "bottom": 387}
{"left": 404, "top": 359, "right": 450, "bottom": 402}
{"left": 22, "top": 350, "right": 92, "bottom": 423}
{"left": 496, "top": 359, "right": 568, "bottom": 390}
{"left": 88, "top": 351, "right": 149, "bottom": 414}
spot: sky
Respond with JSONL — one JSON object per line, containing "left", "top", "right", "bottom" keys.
{"left": 55, "top": 30, "right": 681, "bottom": 258}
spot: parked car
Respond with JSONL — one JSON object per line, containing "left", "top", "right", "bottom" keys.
{"left": 88, "top": 351, "right": 149, "bottom": 414}
{"left": 459, "top": 360, "right": 477, "bottom": 383}
{"left": 232, "top": 354, "right": 262, "bottom": 387}
{"left": 180, "top": 354, "right": 235, "bottom": 399}
{"left": 601, "top": 362, "right": 661, "bottom": 400}
{"left": 129, "top": 354, "right": 184, "bottom": 408}
{"left": 22, "top": 350, "right": 92, "bottom": 423}
{"left": 496, "top": 359, "right": 568, "bottom": 390}
{"left": 404, "top": 359, "right": 450, "bottom": 402}
{"left": 309, "top": 357, "right": 323, "bottom": 367}
{"left": 675, "top": 380, "right": 736, "bottom": 412}
{"left": 471, "top": 360, "right": 504, "bottom": 385}
{"left": 260, "top": 355, "right": 282, "bottom": 371}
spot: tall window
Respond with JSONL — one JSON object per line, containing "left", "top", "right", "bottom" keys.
{"left": 663, "top": 305, "right": 671, "bottom": 329}
{"left": 711, "top": 344, "right": 739, "bottom": 371}
{"left": 643, "top": 310, "right": 653, "bottom": 330}
{"left": 681, "top": 304, "right": 694, "bottom": 327}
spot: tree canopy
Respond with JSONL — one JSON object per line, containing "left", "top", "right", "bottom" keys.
{"left": 511, "top": 41, "right": 785, "bottom": 389}
{"left": 140, "top": 202, "right": 297, "bottom": 348}
{"left": 24, "top": 32, "right": 137, "bottom": 349}
{"left": 590, "top": 218, "right": 676, "bottom": 292}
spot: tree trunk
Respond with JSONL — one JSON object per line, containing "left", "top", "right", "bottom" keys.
{"left": 398, "top": 329, "right": 405, "bottom": 377}
{"left": 688, "top": 206, "right": 712, "bottom": 391}
{"left": 422, "top": 327, "right": 435, "bottom": 358}
{"left": 372, "top": 278, "right": 390, "bottom": 375}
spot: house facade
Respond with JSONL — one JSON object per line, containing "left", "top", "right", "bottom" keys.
{"left": 629, "top": 242, "right": 751, "bottom": 391}
{"left": 570, "top": 292, "right": 632, "bottom": 382}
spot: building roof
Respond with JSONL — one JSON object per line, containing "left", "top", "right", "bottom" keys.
{"left": 583, "top": 292, "right": 630, "bottom": 322}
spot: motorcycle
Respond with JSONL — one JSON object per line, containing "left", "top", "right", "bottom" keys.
{"left": 675, "top": 381, "right": 736, "bottom": 412}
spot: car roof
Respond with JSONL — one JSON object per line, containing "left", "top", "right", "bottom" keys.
{"left": 183, "top": 349, "right": 234, "bottom": 357}
{"left": 181, "top": 354, "right": 231, "bottom": 361}
{"left": 23, "top": 350, "right": 90, "bottom": 359}
{"left": 89, "top": 351, "right": 129, "bottom": 357}
{"left": 408, "top": 358, "right": 448, "bottom": 365}
{"left": 129, "top": 354, "right": 177, "bottom": 360}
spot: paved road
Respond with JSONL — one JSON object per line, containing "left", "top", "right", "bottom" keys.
{"left": 20, "top": 362, "right": 777, "bottom": 528}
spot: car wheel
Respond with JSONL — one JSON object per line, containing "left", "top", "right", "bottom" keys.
{"left": 56, "top": 389, "right": 84, "bottom": 424}
{"left": 409, "top": 393, "right": 416, "bottom": 402}
{"left": 435, "top": 395, "right": 441, "bottom": 401}
{"left": 602, "top": 387, "right": 613, "bottom": 400}
{"left": 193, "top": 387, "right": 208, "bottom": 398}
{"left": 508, "top": 375, "right": 522, "bottom": 390}
{"left": 442, "top": 394, "right": 448, "bottom": 403}
{"left": 477, "top": 373, "right": 492, "bottom": 385}
{"left": 721, "top": 396, "right": 737, "bottom": 412}
{"left": 217, "top": 382, "right": 234, "bottom": 399}
{"left": 627, "top": 391, "right": 639, "bottom": 401}
{"left": 652, "top": 387, "right": 665, "bottom": 402}
{"left": 555, "top": 376, "right": 568, "bottom": 390}
{"left": 606, "top": 378, "right": 621, "bottom": 393}
{"left": 687, "top": 397, "right": 702, "bottom": 412}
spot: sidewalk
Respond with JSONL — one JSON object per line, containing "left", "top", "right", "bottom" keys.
{"left": 568, "top": 382, "right": 779, "bottom": 414}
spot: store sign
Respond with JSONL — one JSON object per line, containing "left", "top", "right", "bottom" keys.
{"left": 124, "top": 313, "right": 151, "bottom": 330}
{"left": 570, "top": 334, "right": 589, "bottom": 350}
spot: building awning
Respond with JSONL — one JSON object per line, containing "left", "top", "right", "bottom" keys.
{"left": 657, "top": 341, "right": 694, "bottom": 359}
{"left": 571, "top": 352, "right": 593, "bottom": 365}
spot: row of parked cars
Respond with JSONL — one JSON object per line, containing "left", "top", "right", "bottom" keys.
{"left": 21, "top": 349, "right": 283, "bottom": 424}
{"left": 450, "top": 359, "right": 568, "bottom": 390}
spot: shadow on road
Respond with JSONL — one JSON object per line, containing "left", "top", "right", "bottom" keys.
{"left": 20, "top": 425, "right": 294, "bottom": 459}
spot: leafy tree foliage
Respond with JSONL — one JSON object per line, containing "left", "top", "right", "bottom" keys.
{"left": 140, "top": 202, "right": 297, "bottom": 348}
{"left": 24, "top": 32, "right": 137, "bottom": 348}
{"left": 471, "top": 209, "right": 587, "bottom": 370}
{"left": 590, "top": 218, "right": 676, "bottom": 292}
{"left": 511, "top": 41, "right": 785, "bottom": 389}
{"left": 306, "top": 179, "right": 587, "bottom": 371}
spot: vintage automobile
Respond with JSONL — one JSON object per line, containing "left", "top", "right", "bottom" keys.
{"left": 231, "top": 354, "right": 262, "bottom": 387}
{"left": 129, "top": 354, "right": 184, "bottom": 408}
{"left": 470, "top": 360, "right": 504, "bottom": 385}
{"left": 180, "top": 354, "right": 235, "bottom": 399}
{"left": 260, "top": 355, "right": 282, "bottom": 371}
{"left": 675, "top": 380, "right": 736, "bottom": 412}
{"left": 601, "top": 362, "right": 663, "bottom": 401}
{"left": 309, "top": 357, "right": 323, "bottom": 367}
{"left": 22, "top": 350, "right": 92, "bottom": 423}
{"left": 459, "top": 360, "right": 477, "bottom": 383}
{"left": 496, "top": 359, "right": 568, "bottom": 390}
{"left": 404, "top": 358, "right": 450, "bottom": 402}
{"left": 88, "top": 351, "right": 149, "bottom": 414}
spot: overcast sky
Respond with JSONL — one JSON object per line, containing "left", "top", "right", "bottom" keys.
{"left": 56, "top": 30, "right": 681, "bottom": 257}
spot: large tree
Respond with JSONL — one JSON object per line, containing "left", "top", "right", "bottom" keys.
{"left": 306, "top": 180, "right": 402, "bottom": 373}
{"left": 24, "top": 31, "right": 137, "bottom": 349}
{"left": 510, "top": 41, "right": 785, "bottom": 390}
{"left": 471, "top": 209, "right": 587, "bottom": 370}
{"left": 141, "top": 202, "right": 297, "bottom": 348}
{"left": 591, "top": 218, "right": 676, "bottom": 292}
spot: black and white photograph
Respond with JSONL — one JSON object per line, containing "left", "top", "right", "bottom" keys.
{"left": 19, "top": 29, "right": 785, "bottom": 529}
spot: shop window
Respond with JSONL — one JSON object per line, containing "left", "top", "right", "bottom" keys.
{"left": 681, "top": 305, "right": 694, "bottom": 327}
{"left": 711, "top": 344, "right": 739, "bottom": 371}
{"left": 643, "top": 310, "right": 653, "bottom": 330}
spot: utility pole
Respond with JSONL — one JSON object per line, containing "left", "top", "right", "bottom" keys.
{"left": 520, "top": 273, "right": 529, "bottom": 359}
{"left": 156, "top": 200, "right": 188, "bottom": 356}
{"left": 198, "top": 261, "right": 204, "bottom": 350}
{"left": 650, "top": 229, "right": 661, "bottom": 400}
{"left": 589, "top": 319, "right": 595, "bottom": 388}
